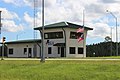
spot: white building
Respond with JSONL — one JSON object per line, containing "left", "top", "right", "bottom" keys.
{"left": 5, "top": 39, "right": 41, "bottom": 58}
{"left": 4, "top": 21, "right": 92, "bottom": 58}
{"left": 34, "top": 21, "right": 93, "bottom": 58}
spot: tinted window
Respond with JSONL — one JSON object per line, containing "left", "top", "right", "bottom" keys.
{"left": 48, "top": 47, "right": 52, "bottom": 54}
{"left": 69, "top": 47, "right": 75, "bottom": 54}
{"left": 78, "top": 47, "right": 83, "bottom": 54}
{"left": 24, "top": 48, "right": 27, "bottom": 54}
{"left": 70, "top": 32, "right": 82, "bottom": 39}
{"left": 9, "top": 48, "right": 13, "bottom": 54}
{"left": 45, "top": 32, "right": 63, "bottom": 39}
{"left": 58, "top": 47, "right": 60, "bottom": 54}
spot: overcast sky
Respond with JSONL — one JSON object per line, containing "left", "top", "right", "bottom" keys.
{"left": 0, "top": 0, "right": 120, "bottom": 44}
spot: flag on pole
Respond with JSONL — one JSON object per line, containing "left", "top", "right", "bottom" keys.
{"left": 77, "top": 27, "right": 84, "bottom": 42}
{"left": 77, "top": 28, "right": 84, "bottom": 33}
{"left": 78, "top": 34, "right": 84, "bottom": 42}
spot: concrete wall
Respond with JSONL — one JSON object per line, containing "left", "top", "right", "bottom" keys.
{"left": 7, "top": 43, "right": 41, "bottom": 58}
{"left": 6, "top": 27, "right": 88, "bottom": 58}
{"left": 42, "top": 27, "right": 88, "bottom": 58}
{"left": 64, "top": 28, "right": 87, "bottom": 57}
{"left": 43, "top": 28, "right": 65, "bottom": 58}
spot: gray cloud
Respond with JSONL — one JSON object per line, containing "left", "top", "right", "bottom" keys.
{"left": 85, "top": 3, "right": 105, "bottom": 14}
{"left": 99, "top": 0, "right": 120, "bottom": 3}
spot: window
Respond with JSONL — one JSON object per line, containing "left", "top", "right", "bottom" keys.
{"left": 70, "top": 32, "right": 83, "bottom": 39}
{"left": 69, "top": 47, "right": 75, "bottom": 54}
{"left": 48, "top": 47, "right": 52, "bottom": 54}
{"left": 28, "top": 48, "right": 32, "bottom": 53}
{"left": 24, "top": 48, "right": 27, "bottom": 54}
{"left": 28, "top": 48, "right": 32, "bottom": 58}
{"left": 45, "top": 33, "right": 48, "bottom": 39}
{"left": 45, "top": 32, "right": 63, "bottom": 39}
{"left": 9, "top": 48, "right": 13, "bottom": 54}
{"left": 70, "top": 32, "right": 77, "bottom": 39}
{"left": 78, "top": 47, "right": 83, "bottom": 54}
{"left": 58, "top": 47, "right": 60, "bottom": 54}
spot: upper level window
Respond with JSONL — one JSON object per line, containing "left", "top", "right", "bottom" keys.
{"left": 70, "top": 32, "right": 83, "bottom": 39}
{"left": 44, "top": 32, "right": 63, "bottom": 39}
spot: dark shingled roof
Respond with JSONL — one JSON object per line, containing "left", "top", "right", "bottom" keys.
{"left": 5, "top": 39, "right": 41, "bottom": 44}
{"left": 34, "top": 21, "right": 93, "bottom": 30}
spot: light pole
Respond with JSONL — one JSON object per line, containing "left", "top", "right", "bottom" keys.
{"left": 0, "top": 11, "right": 2, "bottom": 60}
{"left": 1, "top": 37, "right": 5, "bottom": 60}
{"left": 41, "top": 0, "right": 45, "bottom": 62}
{"left": 110, "top": 27, "right": 113, "bottom": 56}
{"left": 0, "top": 11, "right": 1, "bottom": 42}
{"left": 106, "top": 10, "right": 118, "bottom": 56}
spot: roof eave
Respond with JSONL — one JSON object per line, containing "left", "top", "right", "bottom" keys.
{"left": 34, "top": 27, "right": 40, "bottom": 30}
{"left": 34, "top": 21, "right": 93, "bottom": 30}
{"left": 84, "top": 27, "right": 93, "bottom": 30}
{"left": 34, "top": 26, "right": 68, "bottom": 30}
{"left": 5, "top": 39, "right": 41, "bottom": 44}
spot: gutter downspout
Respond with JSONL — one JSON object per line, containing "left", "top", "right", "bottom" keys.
{"left": 62, "top": 28, "right": 66, "bottom": 57}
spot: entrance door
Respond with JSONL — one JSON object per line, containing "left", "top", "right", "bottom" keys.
{"left": 33, "top": 45, "right": 37, "bottom": 57}
{"left": 28, "top": 48, "right": 32, "bottom": 58}
{"left": 61, "top": 47, "right": 64, "bottom": 57}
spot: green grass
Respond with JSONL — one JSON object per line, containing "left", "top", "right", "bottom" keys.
{"left": 60, "top": 56, "right": 120, "bottom": 59}
{"left": 0, "top": 60, "right": 120, "bottom": 80}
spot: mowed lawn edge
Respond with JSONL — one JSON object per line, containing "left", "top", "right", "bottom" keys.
{"left": 0, "top": 60, "right": 120, "bottom": 80}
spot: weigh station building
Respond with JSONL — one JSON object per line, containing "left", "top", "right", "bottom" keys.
{"left": 2, "top": 22, "right": 93, "bottom": 58}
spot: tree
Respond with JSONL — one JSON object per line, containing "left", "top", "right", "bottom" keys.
{"left": 105, "top": 36, "right": 111, "bottom": 42}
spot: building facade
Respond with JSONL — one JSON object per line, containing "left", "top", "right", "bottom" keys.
{"left": 5, "top": 39, "right": 41, "bottom": 58}
{"left": 4, "top": 22, "right": 93, "bottom": 58}
{"left": 35, "top": 21, "right": 93, "bottom": 58}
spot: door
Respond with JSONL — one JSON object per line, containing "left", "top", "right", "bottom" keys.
{"left": 33, "top": 44, "right": 37, "bottom": 57}
{"left": 61, "top": 47, "right": 64, "bottom": 57}
{"left": 28, "top": 48, "right": 32, "bottom": 58}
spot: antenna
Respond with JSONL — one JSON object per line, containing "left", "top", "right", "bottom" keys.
{"left": 33, "top": 0, "right": 38, "bottom": 58}
{"left": 34, "top": 0, "right": 38, "bottom": 39}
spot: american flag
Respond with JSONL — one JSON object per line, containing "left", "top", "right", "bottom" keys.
{"left": 77, "top": 27, "right": 84, "bottom": 42}
{"left": 78, "top": 34, "right": 84, "bottom": 42}
{"left": 77, "top": 28, "right": 84, "bottom": 33}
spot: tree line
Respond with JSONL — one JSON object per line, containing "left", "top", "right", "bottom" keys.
{"left": 86, "top": 42, "right": 120, "bottom": 57}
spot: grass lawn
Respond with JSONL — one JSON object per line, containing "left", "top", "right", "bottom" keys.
{"left": 0, "top": 60, "right": 120, "bottom": 80}
{"left": 49, "top": 56, "right": 120, "bottom": 59}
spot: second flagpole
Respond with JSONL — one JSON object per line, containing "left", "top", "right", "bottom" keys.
{"left": 83, "top": 10, "right": 86, "bottom": 58}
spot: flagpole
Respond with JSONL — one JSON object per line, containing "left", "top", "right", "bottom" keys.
{"left": 83, "top": 10, "right": 85, "bottom": 26}
{"left": 83, "top": 10, "right": 85, "bottom": 58}
{"left": 41, "top": 0, "right": 45, "bottom": 62}
{"left": 0, "top": 11, "right": 1, "bottom": 34}
{"left": 0, "top": 11, "right": 1, "bottom": 44}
